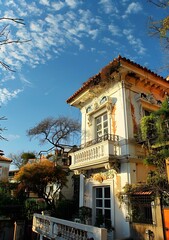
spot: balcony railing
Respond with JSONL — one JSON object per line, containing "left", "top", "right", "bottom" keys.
{"left": 79, "top": 134, "right": 119, "bottom": 149}
{"left": 32, "top": 213, "right": 108, "bottom": 240}
{"left": 69, "top": 134, "right": 120, "bottom": 170}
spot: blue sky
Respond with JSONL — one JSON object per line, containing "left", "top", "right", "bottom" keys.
{"left": 0, "top": 0, "right": 168, "bottom": 160}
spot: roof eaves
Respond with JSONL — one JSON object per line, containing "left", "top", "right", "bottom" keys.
{"left": 67, "top": 55, "right": 166, "bottom": 104}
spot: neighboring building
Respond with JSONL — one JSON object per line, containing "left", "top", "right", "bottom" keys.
{"left": 0, "top": 150, "right": 11, "bottom": 181}
{"left": 8, "top": 152, "right": 75, "bottom": 201}
{"left": 67, "top": 56, "right": 169, "bottom": 239}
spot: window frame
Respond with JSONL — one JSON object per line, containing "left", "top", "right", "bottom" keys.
{"left": 94, "top": 186, "right": 112, "bottom": 228}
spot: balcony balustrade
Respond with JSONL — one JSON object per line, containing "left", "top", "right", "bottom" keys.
{"left": 69, "top": 134, "right": 120, "bottom": 171}
{"left": 32, "top": 213, "right": 108, "bottom": 240}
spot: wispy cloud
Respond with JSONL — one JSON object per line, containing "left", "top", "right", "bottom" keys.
{"left": 99, "top": 0, "right": 118, "bottom": 14}
{"left": 0, "top": 88, "right": 22, "bottom": 105}
{"left": 123, "top": 29, "right": 146, "bottom": 55}
{"left": 7, "top": 134, "right": 20, "bottom": 141}
{"left": 108, "top": 24, "right": 121, "bottom": 36}
{"left": 123, "top": 2, "right": 142, "bottom": 18}
{"left": 0, "top": 0, "right": 148, "bottom": 105}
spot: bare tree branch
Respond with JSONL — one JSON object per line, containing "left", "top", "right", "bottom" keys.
{"left": 0, "top": 17, "right": 31, "bottom": 72}
{"left": 27, "top": 116, "right": 80, "bottom": 151}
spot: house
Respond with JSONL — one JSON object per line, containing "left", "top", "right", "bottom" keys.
{"left": 9, "top": 152, "right": 75, "bottom": 201}
{"left": 67, "top": 55, "right": 169, "bottom": 239}
{"left": 0, "top": 150, "right": 11, "bottom": 181}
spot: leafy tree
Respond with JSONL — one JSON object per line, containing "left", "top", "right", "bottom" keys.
{"left": 0, "top": 181, "right": 24, "bottom": 219}
{"left": 139, "top": 98, "right": 169, "bottom": 196}
{"left": 10, "top": 151, "right": 36, "bottom": 169}
{"left": 14, "top": 159, "right": 68, "bottom": 212}
{"left": 27, "top": 116, "right": 80, "bottom": 150}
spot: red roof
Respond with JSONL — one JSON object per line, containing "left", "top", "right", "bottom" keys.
{"left": 67, "top": 55, "right": 167, "bottom": 104}
{"left": 132, "top": 191, "right": 153, "bottom": 195}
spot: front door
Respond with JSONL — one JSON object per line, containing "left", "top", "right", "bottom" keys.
{"left": 164, "top": 208, "right": 169, "bottom": 240}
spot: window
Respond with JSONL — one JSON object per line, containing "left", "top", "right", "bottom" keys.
{"left": 100, "top": 96, "right": 107, "bottom": 104}
{"left": 95, "top": 186, "right": 111, "bottom": 228}
{"left": 130, "top": 193, "right": 153, "bottom": 224}
{"left": 96, "top": 113, "right": 108, "bottom": 138}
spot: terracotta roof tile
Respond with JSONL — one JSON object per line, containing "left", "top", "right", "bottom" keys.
{"left": 67, "top": 55, "right": 166, "bottom": 104}
{"left": 132, "top": 191, "right": 153, "bottom": 195}
{"left": 0, "top": 155, "right": 11, "bottom": 162}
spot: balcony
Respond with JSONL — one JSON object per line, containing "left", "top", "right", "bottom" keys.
{"left": 32, "top": 213, "right": 108, "bottom": 240}
{"left": 69, "top": 134, "right": 120, "bottom": 172}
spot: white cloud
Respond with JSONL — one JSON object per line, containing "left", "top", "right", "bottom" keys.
{"left": 7, "top": 134, "right": 20, "bottom": 141}
{"left": 126, "top": 2, "right": 142, "bottom": 14}
{"left": 65, "top": 0, "right": 78, "bottom": 8}
{"left": 99, "top": 0, "right": 113, "bottom": 14}
{"left": 108, "top": 24, "right": 121, "bottom": 36}
{"left": 102, "top": 37, "right": 118, "bottom": 45}
{"left": 51, "top": 1, "right": 65, "bottom": 11}
{"left": 122, "top": 2, "right": 142, "bottom": 18}
{"left": 39, "top": 0, "right": 50, "bottom": 6}
{"left": 0, "top": 88, "right": 22, "bottom": 104}
{"left": 123, "top": 29, "right": 146, "bottom": 55}
{"left": 0, "top": 0, "right": 148, "bottom": 101}
{"left": 99, "top": 0, "right": 119, "bottom": 14}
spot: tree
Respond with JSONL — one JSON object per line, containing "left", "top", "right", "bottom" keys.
{"left": 0, "top": 116, "right": 7, "bottom": 140}
{"left": 0, "top": 17, "right": 29, "bottom": 71}
{"left": 137, "top": 98, "right": 169, "bottom": 198}
{"left": 27, "top": 116, "right": 80, "bottom": 151}
{"left": 0, "top": 181, "right": 24, "bottom": 219}
{"left": 0, "top": 17, "right": 30, "bottom": 140}
{"left": 148, "top": 1, "right": 169, "bottom": 59}
{"left": 14, "top": 159, "right": 68, "bottom": 211}
{"left": 10, "top": 151, "right": 36, "bottom": 169}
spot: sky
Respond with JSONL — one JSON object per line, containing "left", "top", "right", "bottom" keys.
{"left": 0, "top": 0, "right": 168, "bottom": 163}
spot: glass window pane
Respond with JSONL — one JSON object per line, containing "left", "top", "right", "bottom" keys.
{"left": 96, "top": 208, "right": 102, "bottom": 216}
{"left": 96, "top": 188, "right": 102, "bottom": 198}
{"left": 105, "top": 200, "right": 110, "bottom": 208}
{"left": 105, "top": 209, "right": 111, "bottom": 219}
{"left": 96, "top": 199, "right": 102, "bottom": 207}
{"left": 96, "top": 117, "right": 101, "bottom": 124}
{"left": 103, "top": 121, "right": 108, "bottom": 127}
{"left": 104, "top": 128, "right": 108, "bottom": 135}
{"left": 103, "top": 114, "right": 107, "bottom": 121}
{"left": 104, "top": 187, "right": 110, "bottom": 198}
{"left": 97, "top": 125, "right": 102, "bottom": 131}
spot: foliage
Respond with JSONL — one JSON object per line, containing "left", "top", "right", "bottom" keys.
{"left": 138, "top": 98, "right": 169, "bottom": 196}
{"left": 25, "top": 198, "right": 47, "bottom": 220}
{"left": 14, "top": 159, "right": 68, "bottom": 210}
{"left": 54, "top": 200, "right": 77, "bottom": 220}
{"left": 140, "top": 115, "right": 156, "bottom": 143}
{"left": 148, "top": 0, "right": 169, "bottom": 67}
{"left": 0, "top": 181, "right": 24, "bottom": 219}
{"left": 140, "top": 98, "right": 169, "bottom": 146}
{"left": 27, "top": 116, "right": 80, "bottom": 149}
{"left": 148, "top": 1, "right": 169, "bottom": 39}
{"left": 78, "top": 206, "right": 92, "bottom": 223}
{"left": 10, "top": 151, "right": 36, "bottom": 168}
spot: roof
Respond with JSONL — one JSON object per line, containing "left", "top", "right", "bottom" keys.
{"left": 0, "top": 155, "right": 11, "bottom": 162}
{"left": 0, "top": 150, "right": 11, "bottom": 163}
{"left": 132, "top": 191, "right": 153, "bottom": 196}
{"left": 67, "top": 55, "right": 167, "bottom": 104}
